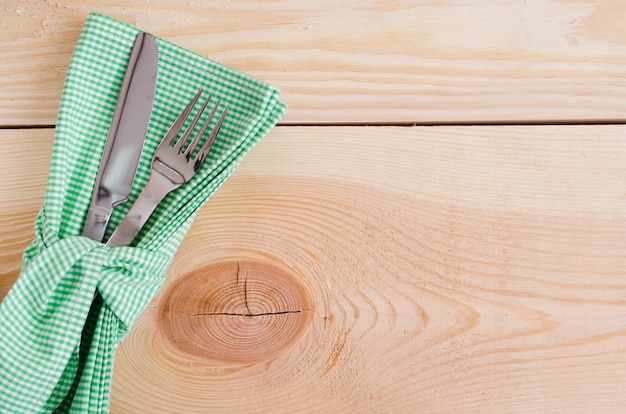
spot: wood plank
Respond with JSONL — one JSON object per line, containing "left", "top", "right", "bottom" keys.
{"left": 3, "top": 0, "right": 626, "bottom": 125}
{"left": 0, "top": 129, "right": 50, "bottom": 298}
{"left": 1, "top": 125, "right": 626, "bottom": 412}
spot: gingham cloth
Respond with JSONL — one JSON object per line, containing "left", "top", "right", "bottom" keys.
{"left": 0, "top": 13, "right": 286, "bottom": 413}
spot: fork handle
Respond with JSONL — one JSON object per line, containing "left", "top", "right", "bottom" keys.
{"left": 106, "top": 172, "right": 179, "bottom": 247}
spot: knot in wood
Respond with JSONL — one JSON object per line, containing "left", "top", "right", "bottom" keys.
{"left": 158, "top": 259, "right": 314, "bottom": 364}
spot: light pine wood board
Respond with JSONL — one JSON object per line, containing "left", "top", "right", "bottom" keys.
{"left": 3, "top": 0, "right": 626, "bottom": 125}
{"left": 1, "top": 126, "right": 626, "bottom": 412}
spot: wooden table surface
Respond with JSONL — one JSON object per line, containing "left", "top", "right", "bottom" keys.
{"left": 2, "top": 1, "right": 626, "bottom": 412}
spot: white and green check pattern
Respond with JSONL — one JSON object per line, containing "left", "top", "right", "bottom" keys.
{"left": 0, "top": 13, "right": 286, "bottom": 413}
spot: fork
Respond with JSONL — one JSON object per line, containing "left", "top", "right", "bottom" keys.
{"left": 107, "top": 89, "right": 228, "bottom": 247}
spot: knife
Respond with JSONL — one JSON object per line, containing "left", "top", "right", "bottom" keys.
{"left": 82, "top": 32, "right": 158, "bottom": 242}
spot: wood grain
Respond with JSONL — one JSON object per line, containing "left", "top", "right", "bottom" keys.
{"left": 0, "top": 129, "right": 50, "bottom": 299}
{"left": 2, "top": 126, "right": 626, "bottom": 412}
{"left": 4, "top": 0, "right": 626, "bottom": 125}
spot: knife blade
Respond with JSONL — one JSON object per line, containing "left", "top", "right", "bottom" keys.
{"left": 82, "top": 32, "right": 158, "bottom": 242}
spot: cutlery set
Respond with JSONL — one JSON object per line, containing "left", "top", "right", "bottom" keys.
{"left": 81, "top": 32, "right": 228, "bottom": 246}
{"left": 0, "top": 14, "right": 288, "bottom": 413}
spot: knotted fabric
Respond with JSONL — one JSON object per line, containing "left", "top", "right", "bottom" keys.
{"left": 0, "top": 13, "right": 286, "bottom": 413}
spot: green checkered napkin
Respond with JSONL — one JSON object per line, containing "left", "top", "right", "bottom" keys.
{"left": 0, "top": 13, "right": 286, "bottom": 413}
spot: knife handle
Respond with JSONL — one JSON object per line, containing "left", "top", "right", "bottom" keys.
{"left": 82, "top": 206, "right": 113, "bottom": 242}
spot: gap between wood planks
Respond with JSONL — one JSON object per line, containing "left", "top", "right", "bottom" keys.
{"left": 4, "top": 118, "right": 626, "bottom": 130}
{"left": 280, "top": 119, "right": 626, "bottom": 127}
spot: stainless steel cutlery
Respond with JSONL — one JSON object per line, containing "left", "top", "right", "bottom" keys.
{"left": 82, "top": 32, "right": 158, "bottom": 242}
{"left": 107, "top": 90, "right": 228, "bottom": 246}
{"left": 82, "top": 32, "right": 228, "bottom": 246}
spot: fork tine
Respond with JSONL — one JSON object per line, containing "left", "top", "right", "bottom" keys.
{"left": 174, "top": 94, "right": 211, "bottom": 153}
{"left": 194, "top": 106, "right": 228, "bottom": 167}
{"left": 162, "top": 89, "right": 203, "bottom": 147}
{"left": 184, "top": 100, "right": 219, "bottom": 159}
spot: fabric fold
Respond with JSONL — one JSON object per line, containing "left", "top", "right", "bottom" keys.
{"left": 0, "top": 224, "right": 169, "bottom": 412}
{"left": 0, "top": 12, "right": 286, "bottom": 413}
